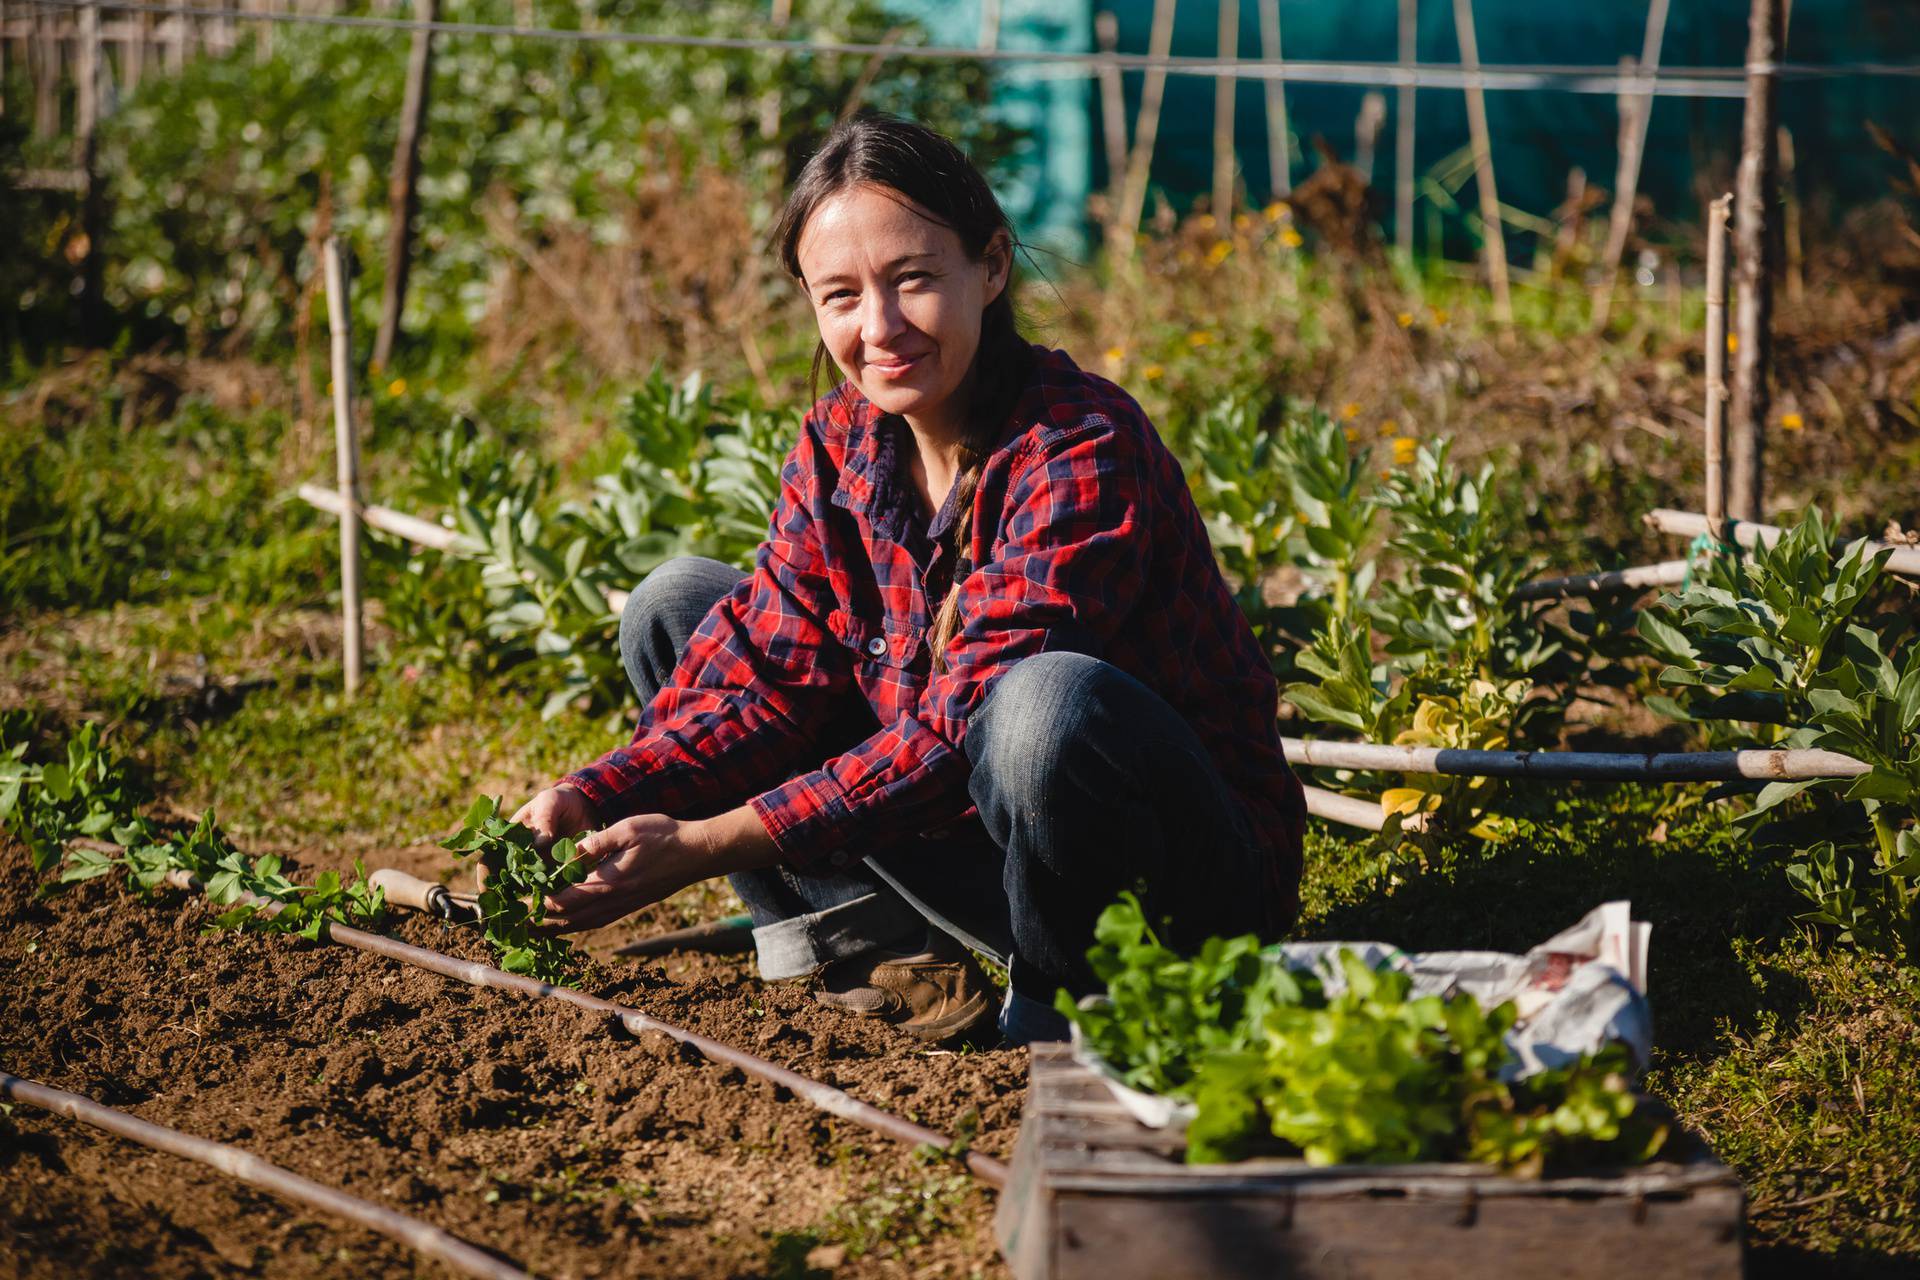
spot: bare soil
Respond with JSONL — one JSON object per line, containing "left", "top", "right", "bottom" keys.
{"left": 0, "top": 840, "right": 1026, "bottom": 1279}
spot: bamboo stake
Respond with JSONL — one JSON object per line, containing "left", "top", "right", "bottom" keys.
{"left": 321, "top": 239, "right": 364, "bottom": 698}
{"left": 76, "top": 0, "right": 105, "bottom": 342}
{"left": 1591, "top": 0, "right": 1669, "bottom": 329}
{"left": 1112, "top": 0, "right": 1177, "bottom": 256}
{"left": 1211, "top": 0, "right": 1238, "bottom": 219}
{"left": 1511, "top": 559, "right": 1688, "bottom": 602}
{"left": 978, "top": 0, "right": 1000, "bottom": 52}
{"left": 1779, "top": 125, "right": 1803, "bottom": 307}
{"left": 1644, "top": 508, "right": 1920, "bottom": 578}
{"left": 1703, "top": 193, "right": 1733, "bottom": 528}
{"left": 1, "top": 0, "right": 9, "bottom": 117}
{"left": 0, "top": 1072, "right": 531, "bottom": 1280}
{"left": 33, "top": 7, "right": 57, "bottom": 140}
{"left": 1303, "top": 785, "right": 1430, "bottom": 833}
{"left": 1354, "top": 91, "right": 1386, "bottom": 184}
{"left": 1094, "top": 12, "right": 1127, "bottom": 198}
{"left": 1450, "top": 0, "right": 1511, "bottom": 325}
{"left": 296, "top": 483, "right": 631, "bottom": 611}
{"left": 372, "top": 0, "right": 436, "bottom": 372}
{"left": 1394, "top": 0, "right": 1415, "bottom": 253}
{"left": 1257, "top": 0, "right": 1289, "bottom": 200}
{"left": 1282, "top": 737, "right": 1868, "bottom": 783}
{"left": 146, "top": 870, "right": 1010, "bottom": 1189}
{"left": 1729, "top": 0, "right": 1782, "bottom": 522}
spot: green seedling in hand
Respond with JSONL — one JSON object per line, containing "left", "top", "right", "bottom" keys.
{"left": 442, "top": 795, "right": 591, "bottom": 982}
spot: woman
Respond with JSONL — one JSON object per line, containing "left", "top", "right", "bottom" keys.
{"left": 513, "top": 113, "right": 1305, "bottom": 1044}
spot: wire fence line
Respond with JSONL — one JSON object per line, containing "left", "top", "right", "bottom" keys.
{"left": 11, "top": 0, "right": 1919, "bottom": 98}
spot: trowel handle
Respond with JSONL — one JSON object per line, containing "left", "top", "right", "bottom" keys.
{"left": 369, "top": 867, "right": 453, "bottom": 917}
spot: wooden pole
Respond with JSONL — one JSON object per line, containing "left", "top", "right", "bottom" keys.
{"left": 321, "top": 238, "right": 364, "bottom": 697}
{"left": 1211, "top": 0, "right": 1239, "bottom": 218}
{"left": 1094, "top": 12, "right": 1127, "bottom": 204}
{"left": 372, "top": 0, "right": 436, "bottom": 373}
{"left": 1, "top": 0, "right": 9, "bottom": 117}
{"left": 1113, "top": 0, "right": 1177, "bottom": 256}
{"left": 1257, "top": 0, "right": 1289, "bottom": 200}
{"left": 1646, "top": 508, "right": 1920, "bottom": 578}
{"left": 1282, "top": 737, "right": 1868, "bottom": 783}
{"left": 978, "top": 0, "right": 1000, "bottom": 52}
{"left": 1703, "top": 193, "right": 1733, "bottom": 528}
{"left": 76, "top": 0, "right": 106, "bottom": 343}
{"left": 32, "top": 6, "right": 57, "bottom": 138}
{"left": 1354, "top": 91, "right": 1386, "bottom": 184}
{"left": 1450, "top": 0, "right": 1511, "bottom": 325}
{"left": 1779, "top": 126, "right": 1803, "bottom": 307}
{"left": 1591, "top": 0, "right": 1669, "bottom": 328}
{"left": 1, "top": 1073, "right": 532, "bottom": 1280}
{"left": 1394, "top": 0, "right": 1416, "bottom": 254}
{"left": 1729, "top": 0, "right": 1781, "bottom": 522}
{"left": 1512, "top": 560, "right": 1689, "bottom": 602}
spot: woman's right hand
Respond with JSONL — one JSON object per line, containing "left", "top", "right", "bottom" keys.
{"left": 477, "top": 785, "right": 600, "bottom": 888}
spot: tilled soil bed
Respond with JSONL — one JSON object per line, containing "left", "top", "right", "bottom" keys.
{"left": 0, "top": 840, "right": 1026, "bottom": 1278}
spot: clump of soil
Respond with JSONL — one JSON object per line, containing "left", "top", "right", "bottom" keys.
{"left": 0, "top": 842, "right": 1026, "bottom": 1278}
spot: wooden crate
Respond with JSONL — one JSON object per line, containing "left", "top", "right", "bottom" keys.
{"left": 995, "top": 1043, "right": 1744, "bottom": 1280}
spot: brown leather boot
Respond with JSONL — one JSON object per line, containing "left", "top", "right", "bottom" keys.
{"left": 812, "top": 929, "right": 997, "bottom": 1043}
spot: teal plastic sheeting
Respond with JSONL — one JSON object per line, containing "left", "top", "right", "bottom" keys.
{"left": 887, "top": 0, "right": 1920, "bottom": 257}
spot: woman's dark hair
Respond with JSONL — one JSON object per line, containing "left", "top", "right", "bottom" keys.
{"left": 772, "top": 112, "right": 1031, "bottom": 669}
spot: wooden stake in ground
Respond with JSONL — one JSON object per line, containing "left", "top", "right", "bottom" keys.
{"left": 1450, "top": 0, "right": 1511, "bottom": 325}
{"left": 1257, "top": 0, "right": 1290, "bottom": 200}
{"left": 372, "top": 0, "right": 437, "bottom": 372}
{"left": 1211, "top": 0, "right": 1239, "bottom": 219}
{"left": 1394, "top": 0, "right": 1416, "bottom": 254}
{"left": 1703, "top": 193, "right": 1733, "bottom": 528}
{"left": 321, "top": 238, "right": 364, "bottom": 698}
{"left": 1094, "top": 12, "right": 1128, "bottom": 201}
{"left": 1729, "top": 0, "right": 1782, "bottom": 522}
{"left": 1113, "top": 0, "right": 1177, "bottom": 256}
{"left": 978, "top": 0, "right": 1000, "bottom": 52}
{"left": 1591, "top": 0, "right": 1670, "bottom": 329}
{"left": 76, "top": 0, "right": 106, "bottom": 342}
{"left": 1779, "top": 125, "right": 1804, "bottom": 307}
{"left": 1354, "top": 91, "right": 1386, "bottom": 184}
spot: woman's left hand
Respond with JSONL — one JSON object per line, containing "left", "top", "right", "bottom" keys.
{"left": 542, "top": 813, "right": 707, "bottom": 934}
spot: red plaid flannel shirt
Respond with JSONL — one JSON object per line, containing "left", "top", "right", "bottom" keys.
{"left": 564, "top": 346, "right": 1305, "bottom": 926}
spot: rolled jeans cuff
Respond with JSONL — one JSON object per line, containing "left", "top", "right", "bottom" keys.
{"left": 750, "top": 889, "right": 922, "bottom": 981}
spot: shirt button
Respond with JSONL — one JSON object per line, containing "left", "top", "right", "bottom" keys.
{"left": 867, "top": 636, "right": 888, "bottom": 657}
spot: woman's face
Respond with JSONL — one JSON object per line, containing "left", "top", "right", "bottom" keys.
{"left": 795, "top": 183, "right": 1009, "bottom": 436}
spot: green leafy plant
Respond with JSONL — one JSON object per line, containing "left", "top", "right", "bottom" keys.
{"left": 441, "top": 794, "right": 589, "bottom": 981}
{"left": 4, "top": 721, "right": 387, "bottom": 940}
{"left": 1061, "top": 896, "right": 1667, "bottom": 1171}
{"left": 0, "top": 722, "right": 141, "bottom": 874}
{"left": 1639, "top": 509, "right": 1918, "bottom": 960}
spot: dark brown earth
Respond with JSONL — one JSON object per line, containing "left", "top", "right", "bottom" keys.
{"left": 0, "top": 838, "right": 1026, "bottom": 1279}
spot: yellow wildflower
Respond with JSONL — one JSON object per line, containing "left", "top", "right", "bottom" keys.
{"left": 1187, "top": 330, "right": 1214, "bottom": 348}
{"left": 1342, "top": 425, "right": 1361, "bottom": 443}
{"left": 1142, "top": 364, "right": 1165, "bottom": 381}
{"left": 1727, "top": 333, "right": 1739, "bottom": 353}
{"left": 1781, "top": 412, "right": 1804, "bottom": 431}
{"left": 1379, "top": 418, "right": 1399, "bottom": 437}
{"left": 1206, "top": 240, "right": 1233, "bottom": 267}
{"left": 1280, "top": 227, "right": 1304, "bottom": 249}
{"left": 1391, "top": 436, "right": 1418, "bottom": 465}
{"left": 1341, "top": 402, "right": 1361, "bottom": 420}
{"left": 387, "top": 377, "right": 408, "bottom": 397}
{"left": 1396, "top": 311, "right": 1415, "bottom": 328}
{"left": 1234, "top": 213, "right": 1252, "bottom": 231}
{"left": 1197, "top": 213, "right": 1217, "bottom": 231}
{"left": 1431, "top": 307, "right": 1450, "bottom": 325}
{"left": 1263, "top": 201, "right": 1287, "bottom": 222}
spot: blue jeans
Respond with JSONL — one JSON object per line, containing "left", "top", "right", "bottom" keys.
{"left": 619, "top": 557, "right": 1271, "bottom": 1041}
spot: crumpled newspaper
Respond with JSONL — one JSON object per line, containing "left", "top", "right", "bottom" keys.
{"left": 1074, "top": 901, "right": 1653, "bottom": 1131}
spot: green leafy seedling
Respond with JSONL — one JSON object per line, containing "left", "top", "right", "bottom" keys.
{"left": 441, "top": 795, "right": 591, "bottom": 982}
